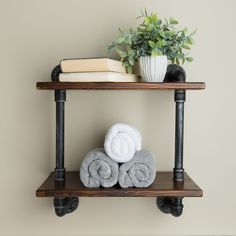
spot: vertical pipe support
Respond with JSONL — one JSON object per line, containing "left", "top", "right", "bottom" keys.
{"left": 157, "top": 65, "right": 186, "bottom": 217}
{"left": 53, "top": 89, "right": 79, "bottom": 216}
{"left": 156, "top": 89, "right": 186, "bottom": 217}
{"left": 51, "top": 65, "right": 78, "bottom": 217}
{"left": 54, "top": 89, "right": 66, "bottom": 181}
{"left": 173, "top": 90, "right": 185, "bottom": 182}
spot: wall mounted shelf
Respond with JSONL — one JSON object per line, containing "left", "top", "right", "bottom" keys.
{"left": 36, "top": 64, "right": 205, "bottom": 217}
{"left": 36, "top": 81, "right": 205, "bottom": 90}
{"left": 37, "top": 171, "right": 202, "bottom": 197}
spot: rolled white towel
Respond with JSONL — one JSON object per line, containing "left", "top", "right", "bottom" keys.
{"left": 104, "top": 123, "right": 142, "bottom": 163}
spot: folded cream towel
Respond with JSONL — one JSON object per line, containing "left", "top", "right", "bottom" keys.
{"left": 104, "top": 123, "right": 142, "bottom": 163}
{"left": 118, "top": 149, "right": 156, "bottom": 188}
{"left": 80, "top": 148, "right": 119, "bottom": 188}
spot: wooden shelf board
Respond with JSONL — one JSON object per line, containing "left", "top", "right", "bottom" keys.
{"left": 36, "top": 171, "right": 203, "bottom": 198}
{"left": 36, "top": 82, "right": 206, "bottom": 90}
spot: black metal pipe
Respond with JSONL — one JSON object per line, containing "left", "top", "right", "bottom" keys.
{"left": 54, "top": 90, "right": 66, "bottom": 181}
{"left": 173, "top": 90, "right": 185, "bottom": 181}
{"left": 51, "top": 65, "right": 79, "bottom": 216}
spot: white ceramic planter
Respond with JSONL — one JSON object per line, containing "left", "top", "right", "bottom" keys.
{"left": 138, "top": 55, "right": 168, "bottom": 82}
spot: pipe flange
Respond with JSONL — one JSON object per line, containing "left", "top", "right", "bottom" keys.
{"left": 54, "top": 197, "right": 79, "bottom": 217}
{"left": 156, "top": 197, "right": 183, "bottom": 217}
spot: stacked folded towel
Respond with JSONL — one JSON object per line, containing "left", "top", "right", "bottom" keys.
{"left": 80, "top": 123, "right": 156, "bottom": 188}
{"left": 119, "top": 149, "right": 156, "bottom": 188}
{"left": 80, "top": 148, "right": 119, "bottom": 188}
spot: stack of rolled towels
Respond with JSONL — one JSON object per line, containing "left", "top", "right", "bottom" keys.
{"left": 80, "top": 123, "right": 156, "bottom": 188}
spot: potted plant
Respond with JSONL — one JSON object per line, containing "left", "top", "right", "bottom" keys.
{"left": 108, "top": 9, "right": 196, "bottom": 82}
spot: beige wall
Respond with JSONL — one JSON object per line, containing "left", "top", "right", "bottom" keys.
{"left": 1, "top": 0, "right": 236, "bottom": 235}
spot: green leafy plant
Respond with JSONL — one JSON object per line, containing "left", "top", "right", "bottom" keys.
{"left": 108, "top": 9, "right": 196, "bottom": 73}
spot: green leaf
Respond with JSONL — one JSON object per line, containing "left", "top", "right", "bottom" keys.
{"left": 165, "top": 31, "right": 173, "bottom": 38}
{"left": 157, "top": 19, "right": 162, "bottom": 25}
{"left": 151, "top": 48, "right": 163, "bottom": 56}
{"left": 144, "top": 16, "right": 151, "bottom": 24}
{"left": 182, "top": 44, "right": 191, "bottom": 50}
{"left": 176, "top": 53, "right": 184, "bottom": 59}
{"left": 150, "top": 13, "right": 158, "bottom": 23}
{"left": 170, "top": 17, "right": 179, "bottom": 25}
{"left": 159, "top": 31, "right": 165, "bottom": 37}
{"left": 164, "top": 18, "right": 169, "bottom": 26}
{"left": 115, "top": 48, "right": 127, "bottom": 57}
{"left": 128, "top": 56, "right": 135, "bottom": 66}
{"left": 156, "top": 41, "right": 162, "bottom": 48}
{"left": 127, "top": 65, "right": 133, "bottom": 74}
{"left": 151, "top": 50, "right": 158, "bottom": 56}
{"left": 124, "top": 34, "right": 132, "bottom": 44}
{"left": 148, "top": 40, "right": 156, "bottom": 48}
{"left": 161, "top": 39, "right": 167, "bottom": 46}
{"left": 186, "top": 37, "right": 194, "bottom": 45}
{"left": 116, "top": 36, "right": 125, "bottom": 44}
{"left": 186, "top": 57, "right": 193, "bottom": 62}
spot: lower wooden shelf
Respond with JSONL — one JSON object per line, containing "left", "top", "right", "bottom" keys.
{"left": 36, "top": 171, "right": 203, "bottom": 198}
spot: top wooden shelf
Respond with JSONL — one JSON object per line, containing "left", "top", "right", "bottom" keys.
{"left": 36, "top": 82, "right": 206, "bottom": 90}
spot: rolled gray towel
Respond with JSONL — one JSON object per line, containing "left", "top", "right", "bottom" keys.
{"left": 80, "top": 148, "right": 119, "bottom": 188}
{"left": 118, "top": 150, "right": 156, "bottom": 188}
